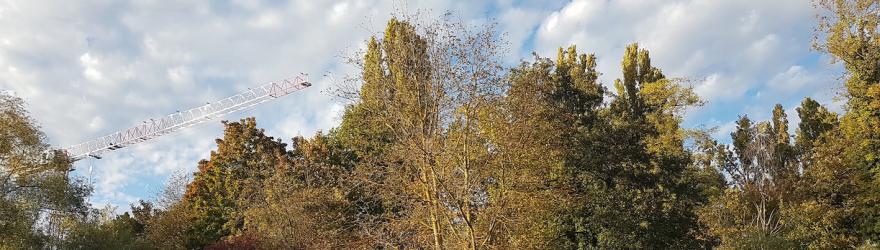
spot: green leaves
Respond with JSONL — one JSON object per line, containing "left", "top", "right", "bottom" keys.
{"left": 182, "top": 117, "right": 290, "bottom": 247}
{"left": 815, "top": 0, "right": 880, "bottom": 243}
{"left": 504, "top": 43, "right": 709, "bottom": 249}
{"left": 0, "top": 94, "right": 92, "bottom": 249}
{"left": 700, "top": 96, "right": 876, "bottom": 249}
{"left": 4, "top": 4, "right": 877, "bottom": 247}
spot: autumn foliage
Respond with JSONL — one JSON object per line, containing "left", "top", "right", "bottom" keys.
{"left": 2, "top": 2, "right": 880, "bottom": 249}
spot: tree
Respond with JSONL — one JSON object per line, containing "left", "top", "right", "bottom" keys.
{"left": 704, "top": 120, "right": 797, "bottom": 249}
{"left": 699, "top": 99, "right": 865, "bottom": 248}
{"left": 785, "top": 128, "right": 865, "bottom": 248}
{"left": 63, "top": 206, "right": 150, "bottom": 250}
{"left": 794, "top": 98, "right": 838, "bottom": 164}
{"left": 815, "top": 0, "right": 880, "bottom": 242}
{"left": 242, "top": 132, "right": 364, "bottom": 249}
{"left": 585, "top": 43, "right": 704, "bottom": 249}
{"left": 731, "top": 115, "right": 755, "bottom": 170}
{"left": 0, "top": 94, "right": 92, "bottom": 249}
{"left": 182, "top": 117, "right": 291, "bottom": 247}
{"left": 136, "top": 171, "right": 199, "bottom": 249}
{"left": 337, "top": 17, "right": 442, "bottom": 248}
{"left": 337, "top": 15, "right": 564, "bottom": 249}
{"left": 492, "top": 43, "right": 703, "bottom": 249}
{"left": 505, "top": 46, "right": 608, "bottom": 248}
{"left": 770, "top": 104, "right": 798, "bottom": 198}
{"left": 472, "top": 44, "right": 608, "bottom": 248}
{"left": 336, "top": 36, "right": 395, "bottom": 161}
{"left": 701, "top": 107, "right": 806, "bottom": 249}
{"left": 143, "top": 202, "right": 199, "bottom": 249}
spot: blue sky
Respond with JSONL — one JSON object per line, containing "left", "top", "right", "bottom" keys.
{"left": 0, "top": 0, "right": 843, "bottom": 210}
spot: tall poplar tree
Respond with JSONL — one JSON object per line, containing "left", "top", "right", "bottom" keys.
{"left": 337, "top": 17, "right": 511, "bottom": 249}
{"left": 588, "top": 43, "right": 703, "bottom": 249}
{"left": 794, "top": 97, "right": 838, "bottom": 164}
{"left": 499, "top": 45, "right": 606, "bottom": 248}
{"left": 501, "top": 43, "right": 704, "bottom": 249}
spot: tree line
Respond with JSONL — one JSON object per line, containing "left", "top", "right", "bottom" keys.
{"left": 1, "top": 1, "right": 879, "bottom": 249}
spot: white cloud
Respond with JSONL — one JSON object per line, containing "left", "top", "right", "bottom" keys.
{"left": 533, "top": 0, "right": 819, "bottom": 94}
{"left": 0, "top": 0, "right": 512, "bottom": 210}
{"left": 87, "top": 116, "right": 105, "bottom": 131}
{"left": 80, "top": 53, "right": 103, "bottom": 81}
{"left": 497, "top": 5, "right": 558, "bottom": 62}
{"left": 250, "top": 11, "right": 281, "bottom": 29}
{"left": 764, "top": 65, "right": 838, "bottom": 96}
{"left": 712, "top": 120, "right": 738, "bottom": 142}
{"left": 0, "top": 0, "right": 844, "bottom": 209}
{"left": 330, "top": 2, "right": 351, "bottom": 24}
{"left": 694, "top": 73, "right": 750, "bottom": 102}
{"left": 166, "top": 66, "right": 193, "bottom": 85}
{"left": 531, "top": 0, "right": 842, "bottom": 141}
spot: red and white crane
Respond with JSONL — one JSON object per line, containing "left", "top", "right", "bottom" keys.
{"left": 58, "top": 74, "right": 310, "bottom": 162}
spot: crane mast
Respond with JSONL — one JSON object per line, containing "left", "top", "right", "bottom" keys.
{"left": 62, "top": 74, "right": 310, "bottom": 162}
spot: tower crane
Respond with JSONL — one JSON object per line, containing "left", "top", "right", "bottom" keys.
{"left": 58, "top": 74, "right": 310, "bottom": 162}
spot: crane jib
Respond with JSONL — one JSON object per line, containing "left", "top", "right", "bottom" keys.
{"left": 58, "top": 74, "right": 310, "bottom": 162}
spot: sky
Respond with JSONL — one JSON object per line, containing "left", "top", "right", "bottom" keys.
{"left": 0, "top": 0, "right": 844, "bottom": 210}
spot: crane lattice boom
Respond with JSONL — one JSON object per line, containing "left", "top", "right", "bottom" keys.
{"left": 63, "top": 74, "right": 310, "bottom": 161}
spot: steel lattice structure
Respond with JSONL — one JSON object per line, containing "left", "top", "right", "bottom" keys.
{"left": 62, "top": 74, "right": 310, "bottom": 161}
